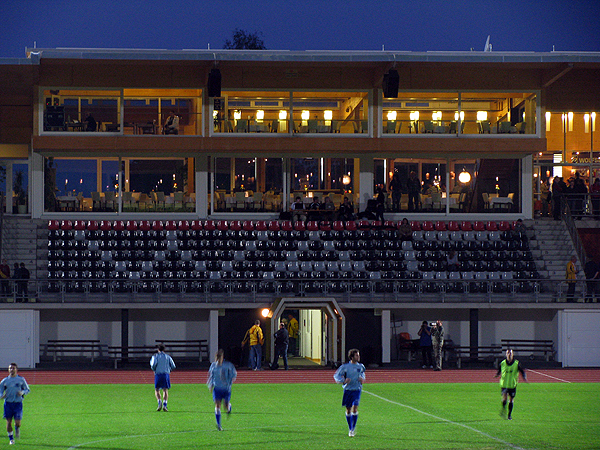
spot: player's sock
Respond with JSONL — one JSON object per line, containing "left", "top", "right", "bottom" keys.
{"left": 158, "top": 400, "right": 162, "bottom": 408}
{"left": 351, "top": 412, "right": 358, "bottom": 430}
{"left": 502, "top": 399, "right": 507, "bottom": 409}
{"left": 345, "top": 413, "right": 352, "bottom": 430}
{"left": 8, "top": 433, "right": 13, "bottom": 442}
{"left": 14, "top": 427, "right": 19, "bottom": 439}
{"left": 163, "top": 401, "right": 167, "bottom": 408}
{"left": 508, "top": 402, "right": 514, "bottom": 417}
{"left": 215, "top": 407, "right": 221, "bottom": 427}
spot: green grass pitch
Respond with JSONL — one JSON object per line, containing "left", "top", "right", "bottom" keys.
{"left": 15, "top": 382, "right": 600, "bottom": 449}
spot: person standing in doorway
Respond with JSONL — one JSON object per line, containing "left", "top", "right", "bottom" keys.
{"left": 207, "top": 349, "right": 237, "bottom": 431}
{"left": 242, "top": 320, "right": 264, "bottom": 370}
{"left": 287, "top": 313, "right": 299, "bottom": 357}
{"left": 270, "top": 322, "right": 289, "bottom": 370}
{"left": 150, "top": 345, "right": 176, "bottom": 411}
{"left": 431, "top": 320, "right": 444, "bottom": 371}
{"left": 0, "top": 363, "right": 30, "bottom": 445}
{"left": 333, "top": 349, "right": 366, "bottom": 437}
{"left": 495, "top": 349, "right": 527, "bottom": 420}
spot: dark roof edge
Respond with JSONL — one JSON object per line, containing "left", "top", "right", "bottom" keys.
{"left": 23, "top": 48, "right": 600, "bottom": 64}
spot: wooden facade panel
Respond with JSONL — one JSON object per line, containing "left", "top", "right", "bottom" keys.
{"left": 32, "top": 134, "right": 544, "bottom": 157}
{"left": 545, "top": 69, "right": 600, "bottom": 111}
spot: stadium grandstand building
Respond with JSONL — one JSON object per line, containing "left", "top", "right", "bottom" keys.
{"left": 0, "top": 48, "right": 599, "bottom": 369}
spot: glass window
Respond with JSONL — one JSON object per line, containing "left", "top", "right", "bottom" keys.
{"left": 217, "top": 91, "right": 368, "bottom": 135}
{"left": 382, "top": 92, "right": 459, "bottom": 135}
{"left": 460, "top": 92, "right": 536, "bottom": 135}
{"left": 42, "top": 89, "right": 120, "bottom": 132}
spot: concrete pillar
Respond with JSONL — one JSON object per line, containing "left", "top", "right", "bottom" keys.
{"left": 469, "top": 308, "right": 479, "bottom": 361}
{"left": 209, "top": 309, "right": 219, "bottom": 362}
{"left": 381, "top": 309, "right": 391, "bottom": 364}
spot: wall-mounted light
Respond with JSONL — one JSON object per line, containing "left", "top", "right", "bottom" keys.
{"left": 256, "top": 110, "right": 265, "bottom": 121}
{"left": 409, "top": 111, "right": 419, "bottom": 121}
{"left": 233, "top": 110, "right": 241, "bottom": 120}
{"left": 432, "top": 111, "right": 442, "bottom": 121}
{"left": 324, "top": 110, "right": 333, "bottom": 121}
{"left": 545, "top": 111, "right": 551, "bottom": 132}
{"left": 592, "top": 112, "right": 597, "bottom": 132}
{"left": 387, "top": 111, "right": 397, "bottom": 121}
{"left": 568, "top": 111, "right": 574, "bottom": 131}
{"left": 279, "top": 110, "right": 287, "bottom": 120}
{"left": 301, "top": 110, "right": 310, "bottom": 121}
{"left": 454, "top": 111, "right": 464, "bottom": 121}
{"left": 342, "top": 174, "right": 351, "bottom": 185}
{"left": 458, "top": 169, "right": 471, "bottom": 184}
{"left": 584, "top": 113, "right": 590, "bottom": 133}
{"left": 477, "top": 111, "right": 488, "bottom": 121}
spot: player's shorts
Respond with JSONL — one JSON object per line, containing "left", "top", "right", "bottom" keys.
{"left": 154, "top": 373, "right": 171, "bottom": 390}
{"left": 501, "top": 387, "right": 517, "bottom": 398}
{"left": 342, "top": 389, "right": 361, "bottom": 408}
{"left": 3, "top": 402, "right": 23, "bottom": 421}
{"left": 213, "top": 387, "right": 231, "bottom": 404}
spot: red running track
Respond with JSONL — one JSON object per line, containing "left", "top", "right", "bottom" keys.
{"left": 20, "top": 368, "right": 599, "bottom": 385}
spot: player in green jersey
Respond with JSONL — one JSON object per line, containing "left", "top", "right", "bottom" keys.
{"left": 494, "top": 349, "right": 527, "bottom": 420}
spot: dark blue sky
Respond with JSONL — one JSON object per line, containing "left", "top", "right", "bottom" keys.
{"left": 2, "top": 0, "right": 600, "bottom": 57}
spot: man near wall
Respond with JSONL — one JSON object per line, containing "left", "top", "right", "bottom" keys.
{"left": 242, "top": 320, "right": 264, "bottom": 370}
{"left": 287, "top": 314, "right": 299, "bottom": 357}
{"left": 431, "top": 320, "right": 444, "bottom": 371}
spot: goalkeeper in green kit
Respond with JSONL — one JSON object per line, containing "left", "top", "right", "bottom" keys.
{"left": 495, "top": 349, "right": 527, "bottom": 420}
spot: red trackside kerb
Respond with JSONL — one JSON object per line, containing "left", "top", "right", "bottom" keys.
{"left": 19, "top": 369, "right": 600, "bottom": 385}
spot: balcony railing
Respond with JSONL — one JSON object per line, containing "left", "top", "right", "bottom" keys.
{"left": 9, "top": 278, "right": 596, "bottom": 304}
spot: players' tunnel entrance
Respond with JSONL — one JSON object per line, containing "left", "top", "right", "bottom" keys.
{"left": 266, "top": 298, "right": 345, "bottom": 367}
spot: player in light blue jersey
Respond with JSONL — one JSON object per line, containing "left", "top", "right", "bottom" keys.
{"left": 207, "top": 349, "right": 237, "bottom": 431}
{"left": 334, "top": 349, "right": 366, "bottom": 437}
{"left": 0, "top": 363, "right": 30, "bottom": 445}
{"left": 150, "top": 345, "right": 176, "bottom": 412}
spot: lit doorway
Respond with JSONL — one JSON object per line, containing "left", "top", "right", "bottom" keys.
{"left": 268, "top": 298, "right": 345, "bottom": 368}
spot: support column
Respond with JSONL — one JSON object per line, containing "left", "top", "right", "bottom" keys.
{"left": 469, "top": 308, "right": 479, "bottom": 362}
{"left": 196, "top": 156, "right": 208, "bottom": 218}
{"left": 358, "top": 157, "right": 374, "bottom": 213}
{"left": 5, "top": 163, "right": 12, "bottom": 215}
{"left": 121, "top": 309, "right": 129, "bottom": 361}
{"left": 381, "top": 309, "right": 391, "bottom": 364}
{"left": 209, "top": 309, "right": 219, "bottom": 362}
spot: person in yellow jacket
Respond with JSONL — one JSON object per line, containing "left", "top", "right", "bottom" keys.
{"left": 242, "top": 320, "right": 264, "bottom": 370}
{"left": 566, "top": 255, "right": 578, "bottom": 302}
{"left": 287, "top": 314, "right": 299, "bottom": 356}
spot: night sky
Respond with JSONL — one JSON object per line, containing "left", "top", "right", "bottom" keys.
{"left": 2, "top": 0, "right": 600, "bottom": 57}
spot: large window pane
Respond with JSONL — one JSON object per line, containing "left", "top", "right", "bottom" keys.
{"left": 382, "top": 92, "right": 459, "bottom": 135}
{"left": 461, "top": 92, "right": 536, "bottom": 135}
{"left": 42, "top": 89, "right": 120, "bottom": 132}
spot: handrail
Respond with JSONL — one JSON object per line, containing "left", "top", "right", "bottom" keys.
{"left": 10, "top": 277, "right": 596, "bottom": 304}
{"left": 562, "top": 198, "right": 587, "bottom": 264}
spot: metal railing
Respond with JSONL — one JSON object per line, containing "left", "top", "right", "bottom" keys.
{"left": 7, "top": 277, "right": 598, "bottom": 304}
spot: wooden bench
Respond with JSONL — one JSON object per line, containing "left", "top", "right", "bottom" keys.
{"left": 501, "top": 339, "right": 555, "bottom": 362}
{"left": 450, "top": 345, "right": 503, "bottom": 368}
{"left": 41, "top": 340, "right": 106, "bottom": 363}
{"left": 155, "top": 339, "right": 209, "bottom": 362}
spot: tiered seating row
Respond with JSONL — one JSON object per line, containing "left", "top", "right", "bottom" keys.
{"left": 46, "top": 220, "right": 538, "bottom": 295}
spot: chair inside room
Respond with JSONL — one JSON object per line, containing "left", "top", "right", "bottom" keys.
{"left": 104, "top": 191, "right": 116, "bottom": 211}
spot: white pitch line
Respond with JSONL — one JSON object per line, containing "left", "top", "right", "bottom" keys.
{"left": 363, "top": 389, "right": 527, "bottom": 450}
{"left": 527, "top": 369, "right": 571, "bottom": 383}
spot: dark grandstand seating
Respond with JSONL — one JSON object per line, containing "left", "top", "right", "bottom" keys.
{"left": 46, "top": 220, "right": 538, "bottom": 295}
